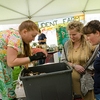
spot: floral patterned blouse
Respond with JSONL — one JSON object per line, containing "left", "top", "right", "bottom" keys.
{"left": 0, "top": 29, "right": 23, "bottom": 64}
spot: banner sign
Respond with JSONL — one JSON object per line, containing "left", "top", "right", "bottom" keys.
{"left": 38, "top": 14, "right": 85, "bottom": 29}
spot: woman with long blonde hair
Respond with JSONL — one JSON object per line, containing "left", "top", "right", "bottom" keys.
{"left": 61, "top": 21, "right": 97, "bottom": 100}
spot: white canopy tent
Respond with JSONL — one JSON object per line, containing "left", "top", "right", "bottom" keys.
{"left": 0, "top": 0, "right": 100, "bottom": 25}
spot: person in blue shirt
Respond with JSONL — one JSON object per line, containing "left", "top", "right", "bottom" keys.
{"left": 83, "top": 20, "right": 100, "bottom": 100}
{"left": 38, "top": 29, "right": 47, "bottom": 45}
{"left": 38, "top": 29, "right": 47, "bottom": 64}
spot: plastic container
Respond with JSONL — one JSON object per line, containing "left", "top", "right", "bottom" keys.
{"left": 20, "top": 62, "right": 72, "bottom": 100}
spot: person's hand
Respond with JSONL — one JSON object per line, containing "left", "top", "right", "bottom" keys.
{"left": 73, "top": 64, "right": 85, "bottom": 74}
{"left": 67, "top": 62, "right": 73, "bottom": 67}
{"left": 29, "top": 52, "right": 46, "bottom": 62}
